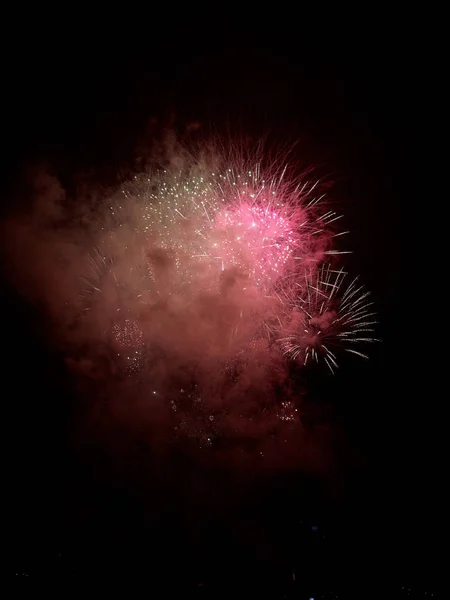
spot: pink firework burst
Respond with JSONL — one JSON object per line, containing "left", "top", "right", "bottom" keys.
{"left": 213, "top": 201, "right": 298, "bottom": 287}
{"left": 205, "top": 166, "right": 347, "bottom": 292}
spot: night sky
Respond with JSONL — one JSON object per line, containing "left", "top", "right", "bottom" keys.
{"left": 2, "top": 22, "right": 438, "bottom": 597}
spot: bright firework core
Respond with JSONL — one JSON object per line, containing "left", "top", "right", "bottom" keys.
{"left": 213, "top": 201, "right": 297, "bottom": 285}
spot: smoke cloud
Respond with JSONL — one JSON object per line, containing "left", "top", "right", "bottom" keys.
{"left": 2, "top": 134, "right": 371, "bottom": 485}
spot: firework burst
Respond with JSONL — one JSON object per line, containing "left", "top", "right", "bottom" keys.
{"left": 78, "top": 156, "right": 376, "bottom": 365}
{"left": 106, "top": 161, "right": 344, "bottom": 296}
{"left": 65, "top": 144, "right": 378, "bottom": 446}
{"left": 275, "top": 264, "right": 378, "bottom": 373}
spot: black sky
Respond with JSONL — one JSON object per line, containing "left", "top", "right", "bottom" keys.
{"left": 3, "top": 23, "right": 439, "bottom": 595}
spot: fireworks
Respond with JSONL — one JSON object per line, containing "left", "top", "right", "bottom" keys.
{"left": 276, "top": 400, "right": 299, "bottom": 422}
{"left": 275, "top": 264, "right": 378, "bottom": 373}
{"left": 111, "top": 318, "right": 145, "bottom": 375}
{"left": 103, "top": 163, "right": 342, "bottom": 297}
{"left": 72, "top": 146, "right": 377, "bottom": 445}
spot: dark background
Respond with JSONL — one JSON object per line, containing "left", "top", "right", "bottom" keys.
{"left": 2, "top": 20, "right": 439, "bottom": 597}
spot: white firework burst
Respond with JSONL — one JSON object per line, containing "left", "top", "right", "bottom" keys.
{"left": 275, "top": 264, "right": 378, "bottom": 373}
